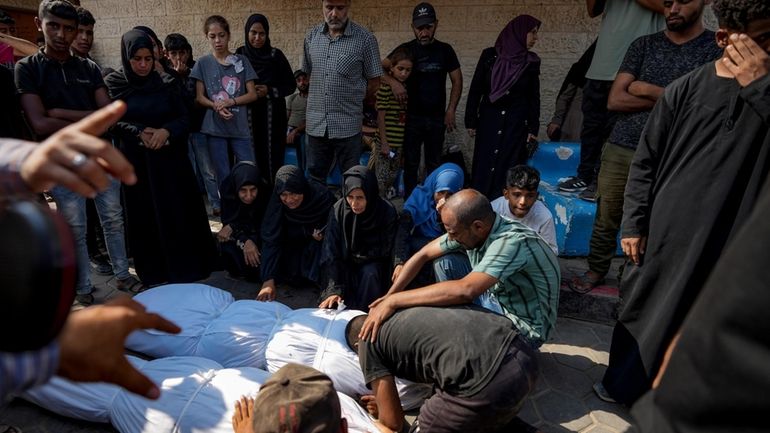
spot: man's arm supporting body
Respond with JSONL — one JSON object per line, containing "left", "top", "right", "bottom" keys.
{"left": 362, "top": 237, "right": 497, "bottom": 342}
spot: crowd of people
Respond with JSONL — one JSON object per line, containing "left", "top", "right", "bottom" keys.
{"left": 1, "top": 0, "right": 769, "bottom": 431}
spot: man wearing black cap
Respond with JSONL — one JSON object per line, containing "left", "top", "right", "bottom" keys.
{"left": 384, "top": 2, "right": 462, "bottom": 197}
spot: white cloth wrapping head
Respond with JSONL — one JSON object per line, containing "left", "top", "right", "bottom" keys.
{"left": 126, "top": 284, "right": 291, "bottom": 369}
{"left": 23, "top": 356, "right": 379, "bottom": 433}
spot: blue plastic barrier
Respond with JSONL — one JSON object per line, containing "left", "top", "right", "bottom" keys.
{"left": 529, "top": 141, "right": 621, "bottom": 257}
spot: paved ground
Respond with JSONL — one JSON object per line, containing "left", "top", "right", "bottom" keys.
{"left": 0, "top": 214, "right": 633, "bottom": 432}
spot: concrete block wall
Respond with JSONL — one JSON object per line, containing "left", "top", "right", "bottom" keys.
{"left": 74, "top": 0, "right": 600, "bottom": 145}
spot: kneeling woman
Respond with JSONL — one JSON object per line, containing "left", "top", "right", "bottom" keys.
{"left": 258, "top": 165, "right": 333, "bottom": 301}
{"left": 217, "top": 161, "right": 267, "bottom": 281}
{"left": 105, "top": 29, "right": 216, "bottom": 286}
{"left": 319, "top": 166, "right": 397, "bottom": 311}
{"left": 393, "top": 162, "right": 465, "bottom": 286}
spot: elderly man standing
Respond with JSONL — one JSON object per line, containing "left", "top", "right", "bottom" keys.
{"left": 303, "top": 0, "right": 383, "bottom": 185}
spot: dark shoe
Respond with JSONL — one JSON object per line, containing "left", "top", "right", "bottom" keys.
{"left": 90, "top": 255, "right": 113, "bottom": 275}
{"left": 579, "top": 181, "right": 597, "bottom": 202}
{"left": 74, "top": 292, "right": 95, "bottom": 306}
{"left": 558, "top": 176, "right": 588, "bottom": 192}
{"left": 567, "top": 270, "right": 605, "bottom": 294}
{"left": 593, "top": 381, "right": 617, "bottom": 403}
{"left": 116, "top": 275, "right": 148, "bottom": 294}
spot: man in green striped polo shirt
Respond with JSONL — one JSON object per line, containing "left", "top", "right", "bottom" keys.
{"left": 360, "top": 189, "right": 560, "bottom": 348}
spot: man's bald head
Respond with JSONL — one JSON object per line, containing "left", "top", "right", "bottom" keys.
{"left": 443, "top": 189, "right": 495, "bottom": 228}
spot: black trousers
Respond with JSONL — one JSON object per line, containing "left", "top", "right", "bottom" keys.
{"left": 577, "top": 79, "right": 616, "bottom": 183}
{"left": 403, "top": 114, "right": 445, "bottom": 197}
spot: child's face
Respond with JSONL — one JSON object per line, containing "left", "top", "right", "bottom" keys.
{"left": 206, "top": 24, "right": 230, "bottom": 53}
{"left": 503, "top": 187, "right": 538, "bottom": 218}
{"left": 166, "top": 49, "right": 190, "bottom": 66}
{"left": 390, "top": 59, "right": 413, "bottom": 83}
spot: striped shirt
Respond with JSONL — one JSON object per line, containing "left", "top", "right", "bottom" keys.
{"left": 1, "top": 343, "right": 59, "bottom": 402}
{"left": 376, "top": 83, "right": 406, "bottom": 148}
{"left": 302, "top": 20, "right": 382, "bottom": 139}
{"left": 439, "top": 215, "right": 561, "bottom": 346}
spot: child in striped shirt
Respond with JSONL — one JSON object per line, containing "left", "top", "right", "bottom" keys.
{"left": 375, "top": 48, "right": 413, "bottom": 198}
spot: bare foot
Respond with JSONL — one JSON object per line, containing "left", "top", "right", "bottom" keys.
{"left": 232, "top": 395, "right": 256, "bottom": 433}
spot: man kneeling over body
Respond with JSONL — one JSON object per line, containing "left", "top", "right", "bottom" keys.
{"left": 346, "top": 305, "right": 537, "bottom": 433}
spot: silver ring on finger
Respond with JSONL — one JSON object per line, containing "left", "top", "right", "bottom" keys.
{"left": 70, "top": 152, "right": 88, "bottom": 169}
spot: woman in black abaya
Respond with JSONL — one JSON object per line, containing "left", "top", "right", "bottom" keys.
{"left": 217, "top": 161, "right": 268, "bottom": 281}
{"left": 465, "top": 15, "right": 542, "bottom": 200}
{"left": 257, "top": 165, "right": 333, "bottom": 301}
{"left": 105, "top": 29, "right": 216, "bottom": 286}
{"left": 236, "top": 14, "right": 296, "bottom": 183}
{"left": 318, "top": 166, "right": 397, "bottom": 311}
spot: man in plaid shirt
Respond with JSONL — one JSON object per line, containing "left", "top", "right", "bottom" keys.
{"left": 302, "top": 0, "right": 383, "bottom": 185}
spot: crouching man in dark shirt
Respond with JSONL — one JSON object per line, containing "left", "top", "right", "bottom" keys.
{"left": 346, "top": 305, "right": 537, "bottom": 433}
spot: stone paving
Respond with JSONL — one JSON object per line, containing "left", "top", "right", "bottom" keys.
{"left": 0, "top": 216, "right": 634, "bottom": 432}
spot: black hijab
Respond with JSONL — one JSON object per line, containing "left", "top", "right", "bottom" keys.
{"left": 262, "top": 165, "right": 333, "bottom": 243}
{"left": 336, "top": 165, "right": 396, "bottom": 256}
{"left": 104, "top": 29, "right": 163, "bottom": 99}
{"left": 220, "top": 161, "right": 267, "bottom": 228}
{"left": 237, "top": 14, "right": 273, "bottom": 80}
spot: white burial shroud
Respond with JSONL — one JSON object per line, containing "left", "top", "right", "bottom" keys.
{"left": 126, "top": 284, "right": 432, "bottom": 410}
{"left": 23, "top": 356, "right": 379, "bottom": 433}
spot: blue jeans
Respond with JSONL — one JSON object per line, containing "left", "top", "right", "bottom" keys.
{"left": 433, "top": 251, "right": 504, "bottom": 314}
{"left": 207, "top": 135, "right": 255, "bottom": 190}
{"left": 51, "top": 180, "right": 130, "bottom": 294}
{"left": 188, "top": 132, "right": 220, "bottom": 210}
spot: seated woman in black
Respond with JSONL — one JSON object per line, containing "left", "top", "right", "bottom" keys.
{"left": 318, "top": 166, "right": 398, "bottom": 311}
{"left": 105, "top": 29, "right": 216, "bottom": 286}
{"left": 257, "top": 165, "right": 333, "bottom": 301}
{"left": 217, "top": 161, "right": 268, "bottom": 282}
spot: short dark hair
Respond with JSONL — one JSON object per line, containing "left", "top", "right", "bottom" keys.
{"left": 713, "top": 0, "right": 770, "bottom": 32}
{"left": 505, "top": 165, "right": 540, "bottom": 191}
{"left": 76, "top": 6, "right": 94, "bottom": 26}
{"left": 164, "top": 33, "right": 192, "bottom": 52}
{"left": 446, "top": 189, "right": 495, "bottom": 228}
{"left": 204, "top": 15, "right": 229, "bottom": 35}
{"left": 344, "top": 315, "right": 367, "bottom": 352}
{"left": 38, "top": 0, "right": 78, "bottom": 24}
{"left": 388, "top": 46, "right": 414, "bottom": 66}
